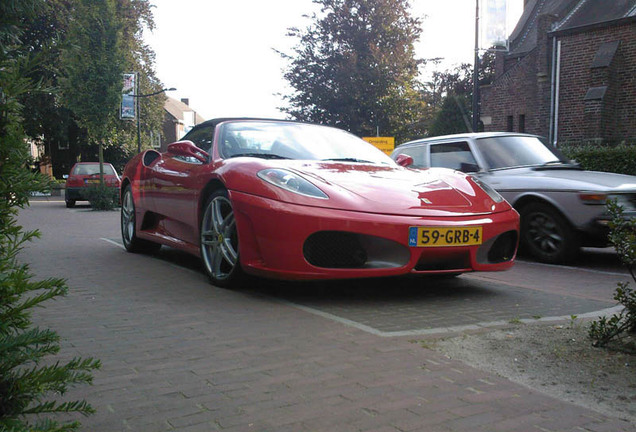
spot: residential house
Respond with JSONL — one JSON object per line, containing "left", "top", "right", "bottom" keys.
{"left": 162, "top": 97, "right": 206, "bottom": 151}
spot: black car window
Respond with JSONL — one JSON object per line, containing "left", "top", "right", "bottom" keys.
{"left": 181, "top": 126, "right": 214, "bottom": 153}
{"left": 430, "top": 142, "right": 479, "bottom": 172}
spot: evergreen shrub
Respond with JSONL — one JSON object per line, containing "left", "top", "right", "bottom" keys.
{"left": 560, "top": 143, "right": 636, "bottom": 176}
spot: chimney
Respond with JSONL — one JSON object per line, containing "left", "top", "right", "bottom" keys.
{"left": 181, "top": 98, "right": 189, "bottom": 106}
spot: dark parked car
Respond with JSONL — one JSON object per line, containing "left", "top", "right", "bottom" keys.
{"left": 64, "top": 162, "right": 121, "bottom": 208}
{"left": 392, "top": 132, "right": 636, "bottom": 264}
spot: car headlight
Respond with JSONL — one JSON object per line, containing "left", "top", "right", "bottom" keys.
{"left": 470, "top": 176, "right": 504, "bottom": 203}
{"left": 257, "top": 169, "right": 328, "bottom": 199}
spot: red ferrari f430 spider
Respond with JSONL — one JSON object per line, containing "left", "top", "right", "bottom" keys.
{"left": 120, "top": 119, "right": 519, "bottom": 287}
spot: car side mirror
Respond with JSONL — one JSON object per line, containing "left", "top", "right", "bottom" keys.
{"left": 395, "top": 154, "right": 414, "bottom": 167}
{"left": 167, "top": 140, "right": 209, "bottom": 163}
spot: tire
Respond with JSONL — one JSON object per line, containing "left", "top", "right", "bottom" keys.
{"left": 120, "top": 185, "right": 161, "bottom": 253}
{"left": 65, "top": 199, "right": 76, "bottom": 208}
{"left": 520, "top": 202, "right": 578, "bottom": 264}
{"left": 200, "top": 189, "right": 243, "bottom": 288}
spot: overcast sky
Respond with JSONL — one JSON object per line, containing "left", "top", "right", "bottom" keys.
{"left": 144, "top": 0, "right": 523, "bottom": 120}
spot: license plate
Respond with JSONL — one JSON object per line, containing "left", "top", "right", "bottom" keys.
{"left": 409, "top": 226, "right": 482, "bottom": 247}
{"left": 85, "top": 179, "right": 100, "bottom": 184}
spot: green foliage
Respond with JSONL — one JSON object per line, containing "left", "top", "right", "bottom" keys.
{"left": 19, "top": 0, "right": 163, "bottom": 176}
{"left": 60, "top": 0, "right": 124, "bottom": 144}
{"left": 281, "top": 0, "right": 427, "bottom": 141}
{"left": 427, "top": 95, "right": 471, "bottom": 137}
{"left": 560, "top": 144, "right": 636, "bottom": 176}
{"left": 588, "top": 200, "right": 636, "bottom": 348}
{"left": 1, "top": 2, "right": 101, "bottom": 429}
{"left": 85, "top": 185, "right": 119, "bottom": 211}
{"left": 421, "top": 49, "right": 495, "bottom": 138}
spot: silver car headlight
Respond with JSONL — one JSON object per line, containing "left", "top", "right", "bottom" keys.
{"left": 258, "top": 169, "right": 328, "bottom": 199}
{"left": 470, "top": 176, "right": 504, "bottom": 203}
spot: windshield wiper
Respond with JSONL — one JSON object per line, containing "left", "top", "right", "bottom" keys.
{"left": 229, "top": 153, "right": 290, "bottom": 160}
{"left": 321, "top": 158, "right": 374, "bottom": 163}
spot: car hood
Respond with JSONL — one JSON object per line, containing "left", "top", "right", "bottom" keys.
{"left": 483, "top": 167, "right": 636, "bottom": 193}
{"left": 268, "top": 161, "right": 507, "bottom": 217}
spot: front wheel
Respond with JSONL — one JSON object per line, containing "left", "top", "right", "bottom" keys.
{"left": 520, "top": 202, "right": 578, "bottom": 264}
{"left": 121, "top": 185, "right": 161, "bottom": 253}
{"left": 65, "top": 198, "right": 75, "bottom": 208}
{"left": 200, "top": 189, "right": 243, "bottom": 288}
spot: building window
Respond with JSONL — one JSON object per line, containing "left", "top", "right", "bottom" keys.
{"left": 506, "top": 116, "right": 513, "bottom": 132}
{"left": 518, "top": 115, "right": 525, "bottom": 133}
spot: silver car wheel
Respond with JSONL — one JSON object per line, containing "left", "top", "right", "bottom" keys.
{"left": 121, "top": 188, "right": 135, "bottom": 248}
{"left": 201, "top": 194, "right": 239, "bottom": 283}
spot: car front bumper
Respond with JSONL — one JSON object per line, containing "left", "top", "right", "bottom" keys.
{"left": 229, "top": 190, "right": 520, "bottom": 281}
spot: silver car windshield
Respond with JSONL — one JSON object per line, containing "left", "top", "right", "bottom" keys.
{"left": 218, "top": 121, "right": 395, "bottom": 165}
{"left": 474, "top": 136, "right": 567, "bottom": 170}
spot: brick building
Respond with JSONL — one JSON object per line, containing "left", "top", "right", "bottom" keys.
{"left": 480, "top": 0, "right": 636, "bottom": 145}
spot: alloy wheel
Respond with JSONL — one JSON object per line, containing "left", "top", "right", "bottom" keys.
{"left": 201, "top": 194, "right": 239, "bottom": 283}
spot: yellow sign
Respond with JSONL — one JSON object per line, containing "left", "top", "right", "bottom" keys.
{"left": 362, "top": 137, "right": 395, "bottom": 155}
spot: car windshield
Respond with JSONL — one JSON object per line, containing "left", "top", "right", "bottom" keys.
{"left": 474, "top": 136, "right": 568, "bottom": 170}
{"left": 218, "top": 121, "right": 395, "bottom": 165}
{"left": 73, "top": 164, "right": 116, "bottom": 175}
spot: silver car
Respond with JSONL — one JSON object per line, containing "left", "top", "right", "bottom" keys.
{"left": 391, "top": 132, "right": 636, "bottom": 264}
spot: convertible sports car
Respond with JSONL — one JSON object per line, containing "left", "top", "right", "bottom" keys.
{"left": 120, "top": 119, "right": 519, "bottom": 287}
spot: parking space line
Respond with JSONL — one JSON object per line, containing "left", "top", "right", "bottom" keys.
{"left": 282, "top": 301, "right": 625, "bottom": 338}
{"left": 99, "top": 237, "right": 625, "bottom": 338}
{"left": 99, "top": 237, "right": 202, "bottom": 275}
{"left": 516, "top": 259, "right": 627, "bottom": 277}
{"left": 101, "top": 237, "right": 124, "bottom": 249}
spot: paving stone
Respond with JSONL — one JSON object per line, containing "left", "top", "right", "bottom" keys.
{"left": 16, "top": 200, "right": 635, "bottom": 432}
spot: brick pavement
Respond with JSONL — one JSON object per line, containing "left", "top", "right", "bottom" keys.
{"left": 16, "top": 200, "right": 635, "bottom": 432}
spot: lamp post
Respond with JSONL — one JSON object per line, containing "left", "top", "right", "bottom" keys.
{"left": 132, "top": 87, "right": 177, "bottom": 153}
{"left": 472, "top": 0, "right": 480, "bottom": 133}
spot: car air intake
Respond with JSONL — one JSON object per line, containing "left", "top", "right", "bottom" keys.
{"left": 303, "top": 231, "right": 367, "bottom": 268}
{"left": 486, "top": 230, "right": 518, "bottom": 263}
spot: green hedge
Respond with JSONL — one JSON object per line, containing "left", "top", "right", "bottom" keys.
{"left": 560, "top": 144, "right": 636, "bottom": 176}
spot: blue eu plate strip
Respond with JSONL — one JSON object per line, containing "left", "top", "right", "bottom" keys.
{"left": 408, "top": 227, "right": 417, "bottom": 247}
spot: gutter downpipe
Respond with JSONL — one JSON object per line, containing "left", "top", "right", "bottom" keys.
{"left": 549, "top": 37, "right": 556, "bottom": 144}
{"left": 549, "top": 38, "right": 562, "bottom": 147}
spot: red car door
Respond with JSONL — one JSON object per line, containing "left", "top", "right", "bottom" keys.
{"left": 149, "top": 154, "right": 202, "bottom": 247}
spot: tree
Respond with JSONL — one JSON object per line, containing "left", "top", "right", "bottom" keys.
{"left": 19, "top": 0, "right": 163, "bottom": 177}
{"left": 280, "top": 0, "right": 427, "bottom": 142}
{"left": 427, "top": 95, "right": 471, "bottom": 137}
{"left": 60, "top": 0, "right": 124, "bottom": 186}
{"left": 0, "top": 1, "right": 101, "bottom": 429}
{"left": 424, "top": 48, "right": 496, "bottom": 137}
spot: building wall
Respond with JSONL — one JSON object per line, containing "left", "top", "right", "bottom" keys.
{"left": 556, "top": 21, "right": 636, "bottom": 143}
{"left": 481, "top": 17, "right": 636, "bottom": 144}
{"left": 481, "top": 49, "right": 540, "bottom": 135}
